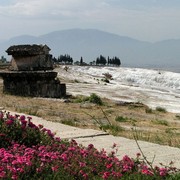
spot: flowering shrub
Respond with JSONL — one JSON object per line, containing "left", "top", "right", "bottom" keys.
{"left": 0, "top": 111, "right": 56, "bottom": 148}
{"left": 0, "top": 111, "right": 179, "bottom": 179}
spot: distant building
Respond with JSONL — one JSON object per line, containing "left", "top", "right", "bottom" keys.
{"left": 6, "top": 44, "right": 53, "bottom": 71}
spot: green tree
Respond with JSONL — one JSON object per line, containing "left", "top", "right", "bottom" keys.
{"left": 96, "top": 55, "right": 107, "bottom": 65}
{"left": 80, "top": 57, "right": 83, "bottom": 65}
{"left": 0, "top": 56, "right": 7, "bottom": 63}
{"left": 58, "top": 54, "right": 73, "bottom": 64}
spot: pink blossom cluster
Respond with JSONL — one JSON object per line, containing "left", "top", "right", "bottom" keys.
{"left": 0, "top": 111, "right": 179, "bottom": 179}
{"left": 0, "top": 111, "right": 55, "bottom": 147}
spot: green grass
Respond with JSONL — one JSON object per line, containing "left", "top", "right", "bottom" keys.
{"left": 145, "top": 107, "right": 153, "bottom": 113}
{"left": 88, "top": 93, "right": 103, "bottom": 105}
{"left": 100, "top": 124, "right": 124, "bottom": 136}
{"left": 72, "top": 93, "right": 103, "bottom": 105}
{"left": 61, "top": 119, "right": 77, "bottom": 126}
{"left": 115, "top": 116, "right": 128, "bottom": 122}
{"left": 175, "top": 114, "right": 180, "bottom": 120}
{"left": 152, "top": 119, "right": 169, "bottom": 126}
{"left": 156, "top": 106, "right": 167, "bottom": 113}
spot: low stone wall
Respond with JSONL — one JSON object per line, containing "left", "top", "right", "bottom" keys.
{"left": 0, "top": 71, "right": 66, "bottom": 98}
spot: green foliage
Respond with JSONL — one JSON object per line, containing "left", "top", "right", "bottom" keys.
{"left": 0, "top": 55, "right": 7, "bottom": 63}
{"left": 156, "top": 106, "right": 167, "bottom": 113}
{"left": 74, "top": 93, "right": 103, "bottom": 105}
{"left": 96, "top": 55, "right": 107, "bottom": 65}
{"left": 103, "top": 72, "right": 113, "bottom": 80}
{"left": 145, "top": 107, "right": 153, "bottom": 113}
{"left": 74, "top": 79, "right": 80, "bottom": 83}
{"left": 175, "top": 114, "right": 180, "bottom": 120}
{"left": 101, "top": 72, "right": 113, "bottom": 83}
{"left": 73, "top": 95, "right": 89, "bottom": 103}
{"left": 100, "top": 124, "right": 124, "bottom": 135}
{"left": 101, "top": 78, "right": 110, "bottom": 83}
{"left": 152, "top": 119, "right": 169, "bottom": 126}
{"left": 57, "top": 54, "right": 73, "bottom": 64}
{"left": 95, "top": 55, "right": 121, "bottom": 66}
{"left": 88, "top": 93, "right": 103, "bottom": 105}
{"left": 115, "top": 116, "right": 128, "bottom": 122}
{"left": 0, "top": 112, "right": 55, "bottom": 148}
{"left": 61, "top": 119, "right": 76, "bottom": 126}
{"left": 80, "top": 56, "right": 83, "bottom": 65}
{"left": 108, "top": 56, "right": 121, "bottom": 66}
{"left": 0, "top": 112, "right": 179, "bottom": 179}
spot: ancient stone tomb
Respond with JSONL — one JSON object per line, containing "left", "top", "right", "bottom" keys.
{"left": 0, "top": 44, "right": 66, "bottom": 98}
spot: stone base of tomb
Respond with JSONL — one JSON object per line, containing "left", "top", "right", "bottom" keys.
{"left": 0, "top": 71, "right": 66, "bottom": 98}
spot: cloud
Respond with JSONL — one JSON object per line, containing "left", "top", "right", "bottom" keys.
{"left": 0, "top": 0, "right": 107, "bottom": 18}
{"left": 0, "top": 0, "right": 180, "bottom": 41}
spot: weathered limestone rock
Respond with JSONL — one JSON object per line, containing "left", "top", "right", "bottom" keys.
{"left": 0, "top": 44, "right": 66, "bottom": 98}
{"left": 6, "top": 44, "right": 53, "bottom": 71}
{"left": 0, "top": 71, "right": 66, "bottom": 97}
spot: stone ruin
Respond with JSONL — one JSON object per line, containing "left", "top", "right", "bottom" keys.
{"left": 0, "top": 44, "right": 66, "bottom": 98}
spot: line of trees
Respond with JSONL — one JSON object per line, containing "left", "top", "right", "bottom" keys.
{"left": 53, "top": 54, "right": 121, "bottom": 67}
{"left": 53, "top": 54, "right": 73, "bottom": 65}
{"left": 95, "top": 55, "right": 121, "bottom": 66}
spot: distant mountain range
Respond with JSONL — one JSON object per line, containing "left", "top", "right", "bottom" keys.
{"left": 0, "top": 28, "right": 180, "bottom": 68}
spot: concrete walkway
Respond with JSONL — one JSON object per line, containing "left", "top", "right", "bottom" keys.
{"left": 9, "top": 111, "right": 180, "bottom": 169}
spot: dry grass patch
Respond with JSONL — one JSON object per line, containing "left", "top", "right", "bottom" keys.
{"left": 0, "top": 80, "right": 180, "bottom": 147}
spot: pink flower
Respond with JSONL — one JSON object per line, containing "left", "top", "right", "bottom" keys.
{"left": 28, "top": 122, "right": 36, "bottom": 128}
{"left": 79, "top": 162, "right": 86, "bottom": 168}
{"left": 20, "top": 115, "right": 26, "bottom": 121}
{"left": 21, "top": 120, "right": 27, "bottom": 126}
{"left": 112, "top": 143, "right": 117, "bottom": 148}
{"left": 27, "top": 116, "right": 32, "bottom": 120}
{"left": 102, "top": 172, "right": 110, "bottom": 179}
{"left": 52, "top": 165, "right": 59, "bottom": 172}
{"left": 0, "top": 111, "right": 4, "bottom": 119}
{"left": 106, "top": 163, "right": 113, "bottom": 169}
{"left": 55, "top": 137, "right": 61, "bottom": 142}
{"left": 141, "top": 169, "right": 153, "bottom": 176}
{"left": 61, "top": 153, "right": 68, "bottom": 161}
{"left": 11, "top": 174, "right": 18, "bottom": 180}
{"left": 83, "top": 173, "right": 88, "bottom": 179}
{"left": 68, "top": 147, "right": 76, "bottom": 151}
{"left": 80, "top": 149, "right": 88, "bottom": 157}
{"left": 38, "top": 124, "right": 44, "bottom": 129}
{"left": 0, "top": 170, "right": 6, "bottom": 178}
{"left": 47, "top": 130, "right": 54, "bottom": 138}
{"left": 141, "top": 165, "right": 154, "bottom": 176}
{"left": 159, "top": 168, "right": 168, "bottom": 176}
{"left": 6, "top": 119, "right": 14, "bottom": 125}
{"left": 88, "top": 144, "right": 94, "bottom": 149}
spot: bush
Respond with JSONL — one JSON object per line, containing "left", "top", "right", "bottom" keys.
{"left": 0, "top": 111, "right": 179, "bottom": 179}
{"left": 103, "top": 72, "right": 113, "bottom": 80}
{"left": 156, "top": 107, "right": 167, "bottom": 113}
{"left": 73, "top": 94, "right": 103, "bottom": 105}
{"left": 72, "top": 95, "right": 89, "bottom": 103}
{"left": 0, "top": 111, "right": 56, "bottom": 148}
{"left": 145, "top": 107, "right": 153, "bottom": 114}
{"left": 89, "top": 93, "right": 103, "bottom": 105}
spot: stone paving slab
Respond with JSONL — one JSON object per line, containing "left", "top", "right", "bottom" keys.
{"left": 74, "top": 135, "right": 180, "bottom": 168}
{"left": 8, "top": 111, "right": 180, "bottom": 169}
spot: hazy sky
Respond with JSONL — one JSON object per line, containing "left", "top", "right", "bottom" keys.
{"left": 1, "top": 0, "right": 180, "bottom": 42}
